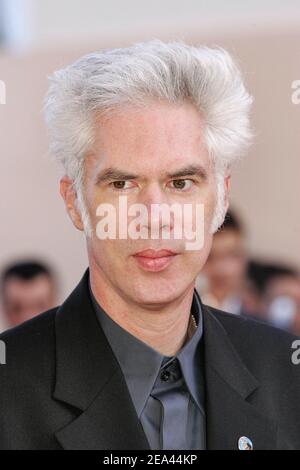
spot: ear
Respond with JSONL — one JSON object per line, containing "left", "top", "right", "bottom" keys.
{"left": 59, "top": 176, "right": 85, "bottom": 231}
{"left": 223, "top": 172, "right": 231, "bottom": 213}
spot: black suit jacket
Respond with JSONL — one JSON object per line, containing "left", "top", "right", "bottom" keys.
{"left": 1, "top": 268, "right": 300, "bottom": 450}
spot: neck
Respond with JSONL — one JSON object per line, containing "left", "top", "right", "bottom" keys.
{"left": 89, "top": 264, "right": 195, "bottom": 357}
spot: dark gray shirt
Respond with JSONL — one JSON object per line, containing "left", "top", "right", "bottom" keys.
{"left": 89, "top": 282, "right": 206, "bottom": 450}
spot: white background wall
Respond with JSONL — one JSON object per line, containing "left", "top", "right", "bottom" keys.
{"left": 2, "top": 0, "right": 300, "bottom": 50}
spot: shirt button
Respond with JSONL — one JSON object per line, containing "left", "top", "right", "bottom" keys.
{"left": 160, "top": 369, "right": 171, "bottom": 381}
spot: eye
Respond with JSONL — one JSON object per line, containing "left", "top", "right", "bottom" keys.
{"left": 169, "top": 179, "right": 194, "bottom": 191}
{"left": 111, "top": 180, "right": 134, "bottom": 190}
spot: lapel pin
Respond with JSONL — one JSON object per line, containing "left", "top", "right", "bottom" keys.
{"left": 238, "top": 436, "right": 253, "bottom": 450}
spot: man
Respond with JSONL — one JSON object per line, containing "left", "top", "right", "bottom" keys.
{"left": 0, "top": 260, "right": 57, "bottom": 329}
{"left": 0, "top": 40, "right": 300, "bottom": 450}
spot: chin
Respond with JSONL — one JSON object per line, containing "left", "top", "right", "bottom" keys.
{"left": 132, "top": 292, "right": 179, "bottom": 308}
{"left": 126, "top": 276, "right": 193, "bottom": 308}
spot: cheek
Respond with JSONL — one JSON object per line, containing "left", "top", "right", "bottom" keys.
{"left": 91, "top": 237, "right": 132, "bottom": 264}
{"left": 205, "top": 185, "right": 217, "bottom": 216}
{"left": 195, "top": 189, "right": 216, "bottom": 237}
{"left": 183, "top": 231, "right": 213, "bottom": 268}
{"left": 88, "top": 193, "right": 103, "bottom": 222}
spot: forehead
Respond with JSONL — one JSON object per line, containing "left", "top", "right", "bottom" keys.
{"left": 86, "top": 100, "right": 210, "bottom": 175}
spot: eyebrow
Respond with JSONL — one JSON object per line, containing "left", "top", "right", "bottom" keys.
{"left": 95, "top": 169, "right": 139, "bottom": 184}
{"left": 95, "top": 164, "right": 208, "bottom": 184}
{"left": 166, "top": 165, "right": 208, "bottom": 180}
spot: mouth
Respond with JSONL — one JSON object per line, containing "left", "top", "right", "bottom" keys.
{"left": 132, "top": 249, "right": 179, "bottom": 272}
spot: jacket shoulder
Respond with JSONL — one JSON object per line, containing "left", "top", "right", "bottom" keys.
{"left": 204, "top": 304, "right": 300, "bottom": 375}
{"left": 206, "top": 304, "right": 299, "bottom": 342}
{"left": 0, "top": 307, "right": 58, "bottom": 378}
{"left": 0, "top": 306, "right": 57, "bottom": 341}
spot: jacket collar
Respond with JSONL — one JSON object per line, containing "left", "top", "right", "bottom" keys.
{"left": 198, "top": 291, "right": 259, "bottom": 400}
{"left": 199, "top": 294, "right": 278, "bottom": 450}
{"left": 53, "top": 268, "right": 150, "bottom": 450}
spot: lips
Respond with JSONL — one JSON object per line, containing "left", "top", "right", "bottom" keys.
{"left": 133, "top": 249, "right": 178, "bottom": 272}
{"left": 134, "top": 249, "right": 177, "bottom": 258}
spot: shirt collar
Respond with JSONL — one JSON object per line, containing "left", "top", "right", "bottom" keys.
{"left": 89, "top": 280, "right": 204, "bottom": 417}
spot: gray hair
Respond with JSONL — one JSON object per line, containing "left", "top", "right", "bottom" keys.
{"left": 44, "top": 39, "right": 253, "bottom": 235}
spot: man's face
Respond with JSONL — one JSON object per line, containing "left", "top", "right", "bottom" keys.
{"left": 65, "top": 101, "right": 229, "bottom": 306}
{"left": 3, "top": 275, "right": 56, "bottom": 327}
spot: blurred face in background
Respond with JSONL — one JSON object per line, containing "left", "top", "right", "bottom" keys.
{"left": 263, "top": 275, "right": 300, "bottom": 334}
{"left": 2, "top": 274, "right": 56, "bottom": 327}
{"left": 203, "top": 228, "right": 247, "bottom": 301}
{"left": 67, "top": 101, "right": 230, "bottom": 308}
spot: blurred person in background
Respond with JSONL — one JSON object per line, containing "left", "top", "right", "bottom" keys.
{"left": 243, "top": 261, "right": 300, "bottom": 334}
{"left": 0, "top": 260, "right": 57, "bottom": 328}
{"left": 196, "top": 210, "right": 248, "bottom": 315}
{"left": 259, "top": 264, "right": 300, "bottom": 335}
{"left": 241, "top": 260, "right": 270, "bottom": 319}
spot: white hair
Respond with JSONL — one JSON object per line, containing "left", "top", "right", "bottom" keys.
{"left": 44, "top": 39, "right": 253, "bottom": 236}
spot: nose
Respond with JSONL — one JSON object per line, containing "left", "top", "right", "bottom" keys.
{"left": 137, "top": 183, "right": 174, "bottom": 235}
{"left": 139, "top": 182, "right": 169, "bottom": 207}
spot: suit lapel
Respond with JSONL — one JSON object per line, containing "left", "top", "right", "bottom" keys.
{"left": 53, "top": 268, "right": 150, "bottom": 450}
{"left": 55, "top": 369, "right": 150, "bottom": 450}
{"left": 201, "top": 301, "right": 278, "bottom": 450}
